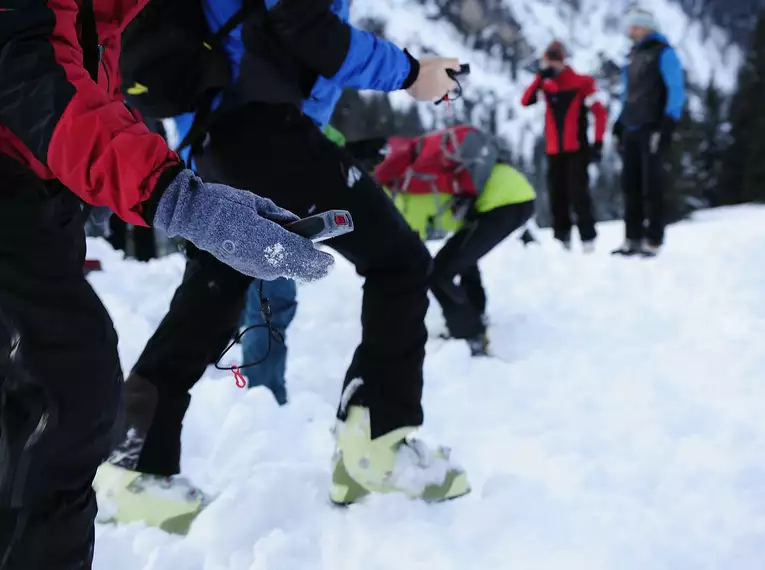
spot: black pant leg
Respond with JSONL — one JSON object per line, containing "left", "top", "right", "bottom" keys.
{"left": 0, "top": 159, "right": 122, "bottom": 569}
{"left": 132, "top": 225, "right": 157, "bottom": 262}
{"left": 622, "top": 131, "right": 646, "bottom": 242}
{"left": 113, "top": 251, "right": 251, "bottom": 476}
{"left": 645, "top": 145, "right": 666, "bottom": 246}
{"left": 107, "top": 215, "right": 127, "bottom": 254}
{"left": 460, "top": 265, "right": 486, "bottom": 318}
{"left": 431, "top": 202, "right": 534, "bottom": 339}
{"left": 568, "top": 151, "right": 597, "bottom": 242}
{"left": 197, "top": 105, "right": 432, "bottom": 438}
{"left": 546, "top": 154, "right": 572, "bottom": 242}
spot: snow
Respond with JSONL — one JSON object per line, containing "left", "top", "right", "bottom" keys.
{"left": 88, "top": 205, "right": 765, "bottom": 570}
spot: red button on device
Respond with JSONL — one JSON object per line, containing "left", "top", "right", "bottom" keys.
{"left": 334, "top": 214, "right": 347, "bottom": 225}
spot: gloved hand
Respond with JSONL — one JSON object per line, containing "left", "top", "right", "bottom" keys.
{"left": 654, "top": 115, "right": 678, "bottom": 154}
{"left": 612, "top": 120, "right": 625, "bottom": 154}
{"left": 405, "top": 57, "right": 460, "bottom": 101}
{"left": 539, "top": 67, "right": 557, "bottom": 80}
{"left": 153, "top": 170, "right": 335, "bottom": 282}
{"left": 589, "top": 141, "right": 603, "bottom": 164}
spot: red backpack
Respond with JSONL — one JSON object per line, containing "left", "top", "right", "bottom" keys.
{"left": 375, "top": 126, "right": 482, "bottom": 197}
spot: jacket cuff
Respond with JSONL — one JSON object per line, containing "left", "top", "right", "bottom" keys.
{"left": 401, "top": 49, "right": 420, "bottom": 90}
{"left": 140, "top": 162, "right": 186, "bottom": 226}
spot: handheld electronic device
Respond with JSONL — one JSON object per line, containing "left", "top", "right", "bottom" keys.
{"left": 446, "top": 63, "right": 471, "bottom": 80}
{"left": 284, "top": 210, "right": 354, "bottom": 243}
{"left": 436, "top": 64, "right": 471, "bottom": 105}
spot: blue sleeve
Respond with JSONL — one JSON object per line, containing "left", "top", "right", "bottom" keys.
{"left": 329, "top": 27, "right": 412, "bottom": 92}
{"left": 659, "top": 47, "right": 685, "bottom": 120}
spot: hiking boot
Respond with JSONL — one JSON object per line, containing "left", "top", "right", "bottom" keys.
{"left": 611, "top": 239, "right": 642, "bottom": 256}
{"left": 330, "top": 406, "right": 470, "bottom": 505}
{"left": 582, "top": 240, "right": 596, "bottom": 254}
{"left": 93, "top": 463, "right": 208, "bottom": 535}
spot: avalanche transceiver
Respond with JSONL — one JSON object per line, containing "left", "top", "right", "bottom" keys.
{"left": 284, "top": 210, "right": 354, "bottom": 243}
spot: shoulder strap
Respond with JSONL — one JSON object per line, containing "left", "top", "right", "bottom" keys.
{"left": 208, "top": 0, "right": 261, "bottom": 45}
{"left": 78, "top": 0, "right": 99, "bottom": 82}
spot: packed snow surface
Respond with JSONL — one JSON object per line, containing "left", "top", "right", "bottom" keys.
{"left": 90, "top": 206, "right": 765, "bottom": 570}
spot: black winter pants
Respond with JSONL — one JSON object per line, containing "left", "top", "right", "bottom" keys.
{"left": 0, "top": 157, "right": 123, "bottom": 569}
{"left": 116, "top": 104, "right": 431, "bottom": 476}
{"left": 621, "top": 129, "right": 666, "bottom": 246}
{"left": 546, "top": 151, "right": 597, "bottom": 243}
{"left": 431, "top": 201, "right": 535, "bottom": 339}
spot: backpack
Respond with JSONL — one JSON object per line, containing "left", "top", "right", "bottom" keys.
{"left": 375, "top": 126, "right": 487, "bottom": 198}
{"left": 375, "top": 126, "right": 499, "bottom": 237}
{"left": 120, "top": 0, "right": 257, "bottom": 120}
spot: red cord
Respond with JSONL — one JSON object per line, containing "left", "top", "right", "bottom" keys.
{"left": 232, "top": 365, "right": 247, "bottom": 389}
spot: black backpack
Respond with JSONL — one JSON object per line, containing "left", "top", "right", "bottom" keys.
{"left": 120, "top": 0, "right": 256, "bottom": 120}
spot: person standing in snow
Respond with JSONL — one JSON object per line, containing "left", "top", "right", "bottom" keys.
{"left": 0, "top": 1, "right": 335, "bottom": 567}
{"left": 97, "top": 0, "right": 471, "bottom": 531}
{"left": 612, "top": 8, "right": 686, "bottom": 257}
{"left": 521, "top": 41, "right": 608, "bottom": 253}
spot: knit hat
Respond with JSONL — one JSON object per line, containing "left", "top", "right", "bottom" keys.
{"left": 625, "top": 7, "right": 660, "bottom": 32}
{"left": 544, "top": 40, "right": 567, "bottom": 62}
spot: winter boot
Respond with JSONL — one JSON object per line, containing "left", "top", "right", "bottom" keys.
{"left": 330, "top": 406, "right": 470, "bottom": 505}
{"left": 641, "top": 241, "right": 662, "bottom": 257}
{"left": 611, "top": 239, "right": 642, "bottom": 256}
{"left": 93, "top": 463, "right": 208, "bottom": 535}
{"left": 582, "top": 240, "right": 596, "bottom": 254}
{"left": 467, "top": 333, "right": 490, "bottom": 357}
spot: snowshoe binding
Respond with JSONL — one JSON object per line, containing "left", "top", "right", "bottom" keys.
{"left": 330, "top": 406, "right": 470, "bottom": 505}
{"left": 93, "top": 463, "right": 209, "bottom": 535}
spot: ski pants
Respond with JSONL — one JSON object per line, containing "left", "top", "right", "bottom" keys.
{"left": 241, "top": 278, "right": 298, "bottom": 404}
{"left": 546, "top": 151, "right": 597, "bottom": 243}
{"left": 621, "top": 128, "right": 666, "bottom": 246}
{"left": 115, "top": 103, "right": 432, "bottom": 477}
{"left": 431, "top": 200, "right": 535, "bottom": 339}
{"left": 0, "top": 156, "right": 123, "bottom": 569}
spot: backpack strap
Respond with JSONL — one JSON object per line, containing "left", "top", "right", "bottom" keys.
{"left": 78, "top": 0, "right": 99, "bottom": 83}
{"left": 77, "top": 0, "right": 100, "bottom": 217}
{"left": 177, "top": 0, "right": 262, "bottom": 163}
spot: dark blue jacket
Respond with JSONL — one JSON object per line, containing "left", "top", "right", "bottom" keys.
{"left": 202, "top": 0, "right": 412, "bottom": 127}
{"left": 620, "top": 32, "right": 685, "bottom": 128}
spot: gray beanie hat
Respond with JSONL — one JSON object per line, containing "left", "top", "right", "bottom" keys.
{"left": 625, "top": 7, "right": 660, "bottom": 31}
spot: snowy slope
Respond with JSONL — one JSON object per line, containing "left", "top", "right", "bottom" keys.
{"left": 349, "top": 0, "right": 743, "bottom": 158}
{"left": 90, "top": 207, "right": 765, "bottom": 570}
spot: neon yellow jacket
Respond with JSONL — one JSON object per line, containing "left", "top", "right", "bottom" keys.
{"left": 323, "top": 124, "right": 536, "bottom": 240}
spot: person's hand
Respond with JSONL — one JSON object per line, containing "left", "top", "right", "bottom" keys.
{"left": 655, "top": 116, "right": 678, "bottom": 154}
{"left": 589, "top": 142, "right": 603, "bottom": 164}
{"left": 612, "top": 120, "right": 625, "bottom": 154}
{"left": 152, "top": 170, "right": 335, "bottom": 282}
{"left": 406, "top": 57, "right": 460, "bottom": 101}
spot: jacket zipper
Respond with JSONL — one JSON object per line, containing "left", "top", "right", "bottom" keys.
{"left": 97, "top": 44, "right": 110, "bottom": 93}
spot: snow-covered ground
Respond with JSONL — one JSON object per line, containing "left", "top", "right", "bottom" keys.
{"left": 89, "top": 206, "right": 765, "bottom": 570}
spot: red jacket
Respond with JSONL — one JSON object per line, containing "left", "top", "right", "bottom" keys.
{"left": 0, "top": 0, "right": 181, "bottom": 226}
{"left": 521, "top": 67, "right": 608, "bottom": 156}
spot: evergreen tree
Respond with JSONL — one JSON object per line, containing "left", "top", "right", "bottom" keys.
{"left": 697, "top": 79, "right": 725, "bottom": 206}
{"left": 720, "top": 10, "right": 765, "bottom": 205}
{"left": 663, "top": 107, "right": 707, "bottom": 222}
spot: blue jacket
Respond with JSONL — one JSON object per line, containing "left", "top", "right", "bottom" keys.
{"left": 620, "top": 32, "right": 685, "bottom": 126}
{"left": 203, "top": 0, "right": 411, "bottom": 128}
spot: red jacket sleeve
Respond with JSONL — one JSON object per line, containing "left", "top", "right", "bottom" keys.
{"left": 521, "top": 75, "right": 543, "bottom": 107}
{"left": 0, "top": 0, "right": 181, "bottom": 226}
{"left": 582, "top": 76, "right": 608, "bottom": 144}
